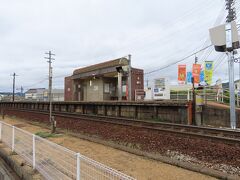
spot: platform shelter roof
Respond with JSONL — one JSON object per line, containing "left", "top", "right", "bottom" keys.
{"left": 72, "top": 57, "right": 129, "bottom": 80}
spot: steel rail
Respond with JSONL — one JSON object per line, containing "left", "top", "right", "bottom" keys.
{"left": 7, "top": 108, "right": 240, "bottom": 145}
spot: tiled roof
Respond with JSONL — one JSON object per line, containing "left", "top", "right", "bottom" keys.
{"left": 25, "top": 88, "right": 45, "bottom": 94}
{"left": 73, "top": 58, "right": 129, "bottom": 75}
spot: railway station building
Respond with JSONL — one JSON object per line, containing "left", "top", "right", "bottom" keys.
{"left": 64, "top": 57, "right": 144, "bottom": 101}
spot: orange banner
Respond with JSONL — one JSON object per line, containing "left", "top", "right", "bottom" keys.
{"left": 192, "top": 64, "right": 201, "bottom": 84}
{"left": 178, "top": 65, "right": 186, "bottom": 84}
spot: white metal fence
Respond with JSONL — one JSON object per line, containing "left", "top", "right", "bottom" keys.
{"left": 170, "top": 87, "right": 234, "bottom": 105}
{"left": 0, "top": 121, "right": 135, "bottom": 180}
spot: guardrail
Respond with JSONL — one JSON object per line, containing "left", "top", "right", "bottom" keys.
{"left": 0, "top": 121, "right": 135, "bottom": 180}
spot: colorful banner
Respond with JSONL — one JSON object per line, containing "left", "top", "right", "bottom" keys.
{"left": 178, "top": 65, "right": 186, "bottom": 84}
{"left": 200, "top": 70, "right": 204, "bottom": 83}
{"left": 187, "top": 72, "right": 192, "bottom": 83}
{"left": 204, "top": 61, "right": 213, "bottom": 85}
{"left": 192, "top": 64, "right": 201, "bottom": 84}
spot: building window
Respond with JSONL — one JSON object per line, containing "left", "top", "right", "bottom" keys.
{"left": 104, "top": 83, "right": 110, "bottom": 93}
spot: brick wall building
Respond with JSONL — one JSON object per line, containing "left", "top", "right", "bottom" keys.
{"left": 64, "top": 58, "right": 144, "bottom": 101}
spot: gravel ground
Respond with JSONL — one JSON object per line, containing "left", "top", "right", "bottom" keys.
{"left": 165, "top": 151, "right": 240, "bottom": 176}
{"left": 2, "top": 112, "right": 240, "bottom": 177}
{"left": 1, "top": 117, "right": 215, "bottom": 180}
{"left": 56, "top": 117, "right": 240, "bottom": 176}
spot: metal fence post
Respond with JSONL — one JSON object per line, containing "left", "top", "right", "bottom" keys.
{"left": 33, "top": 134, "right": 36, "bottom": 169}
{"left": 12, "top": 126, "right": 15, "bottom": 152}
{"left": 222, "top": 92, "right": 224, "bottom": 103}
{"left": 76, "top": 153, "right": 80, "bottom": 180}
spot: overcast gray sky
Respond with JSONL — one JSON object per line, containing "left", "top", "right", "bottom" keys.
{"left": 0, "top": 0, "right": 237, "bottom": 92}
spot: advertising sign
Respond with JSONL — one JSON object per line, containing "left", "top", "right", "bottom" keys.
{"left": 204, "top": 61, "right": 213, "bottom": 85}
{"left": 200, "top": 70, "right": 204, "bottom": 83}
{"left": 153, "top": 78, "right": 170, "bottom": 100}
{"left": 192, "top": 64, "right": 201, "bottom": 84}
{"left": 187, "top": 72, "right": 192, "bottom": 83}
{"left": 178, "top": 65, "right": 186, "bottom": 84}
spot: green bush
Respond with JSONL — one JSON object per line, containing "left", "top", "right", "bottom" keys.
{"left": 35, "top": 131, "right": 60, "bottom": 138}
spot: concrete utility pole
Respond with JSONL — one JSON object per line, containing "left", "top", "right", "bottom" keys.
{"left": 45, "top": 51, "right": 56, "bottom": 133}
{"left": 20, "top": 86, "right": 24, "bottom": 97}
{"left": 226, "top": 0, "right": 237, "bottom": 129}
{"left": 11, "top": 73, "right": 18, "bottom": 102}
{"left": 194, "top": 55, "right": 198, "bottom": 64}
{"left": 191, "top": 55, "right": 198, "bottom": 125}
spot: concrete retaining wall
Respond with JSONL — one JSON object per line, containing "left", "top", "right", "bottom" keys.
{"left": 0, "top": 101, "right": 191, "bottom": 124}
{"left": 202, "top": 105, "right": 240, "bottom": 128}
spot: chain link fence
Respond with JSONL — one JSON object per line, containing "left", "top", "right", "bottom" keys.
{"left": 0, "top": 121, "right": 135, "bottom": 180}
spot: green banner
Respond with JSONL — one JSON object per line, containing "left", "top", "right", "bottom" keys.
{"left": 204, "top": 61, "right": 213, "bottom": 85}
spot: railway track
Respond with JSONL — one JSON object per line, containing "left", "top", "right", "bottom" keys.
{"left": 8, "top": 108, "right": 240, "bottom": 145}
{"left": 58, "top": 111, "right": 240, "bottom": 144}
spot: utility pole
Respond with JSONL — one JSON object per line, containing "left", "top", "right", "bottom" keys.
{"left": 17, "top": 86, "right": 24, "bottom": 97}
{"left": 45, "top": 51, "right": 56, "bottom": 133}
{"left": 191, "top": 55, "right": 198, "bottom": 125}
{"left": 191, "top": 76, "right": 196, "bottom": 125}
{"left": 11, "top": 73, "right": 18, "bottom": 102}
{"left": 226, "top": 0, "right": 237, "bottom": 129}
{"left": 21, "top": 86, "right": 24, "bottom": 97}
{"left": 195, "top": 55, "right": 198, "bottom": 64}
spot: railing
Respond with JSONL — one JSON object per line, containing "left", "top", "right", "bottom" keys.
{"left": 170, "top": 87, "right": 240, "bottom": 107}
{"left": 0, "top": 121, "right": 135, "bottom": 180}
{"left": 170, "top": 90, "right": 192, "bottom": 101}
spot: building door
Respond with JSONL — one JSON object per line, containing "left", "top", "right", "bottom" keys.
{"left": 78, "top": 91, "right": 81, "bottom": 101}
{"left": 83, "top": 85, "right": 87, "bottom": 101}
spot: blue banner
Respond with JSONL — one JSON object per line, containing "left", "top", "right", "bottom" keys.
{"left": 200, "top": 71, "right": 204, "bottom": 83}
{"left": 187, "top": 72, "right": 192, "bottom": 83}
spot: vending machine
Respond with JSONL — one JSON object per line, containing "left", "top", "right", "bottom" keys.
{"left": 153, "top": 77, "right": 170, "bottom": 100}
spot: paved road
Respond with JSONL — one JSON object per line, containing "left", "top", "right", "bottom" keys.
{"left": 0, "top": 157, "right": 19, "bottom": 180}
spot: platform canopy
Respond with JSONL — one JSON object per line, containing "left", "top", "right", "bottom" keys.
{"left": 72, "top": 58, "right": 130, "bottom": 80}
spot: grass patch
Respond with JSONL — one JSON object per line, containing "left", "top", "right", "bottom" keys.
{"left": 35, "top": 131, "right": 61, "bottom": 138}
{"left": 10, "top": 151, "right": 17, "bottom": 155}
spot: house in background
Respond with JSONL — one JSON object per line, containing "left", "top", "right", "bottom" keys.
{"left": 25, "top": 88, "right": 64, "bottom": 101}
{"left": 222, "top": 79, "right": 240, "bottom": 94}
{"left": 25, "top": 88, "right": 45, "bottom": 101}
{"left": 43, "top": 89, "right": 64, "bottom": 101}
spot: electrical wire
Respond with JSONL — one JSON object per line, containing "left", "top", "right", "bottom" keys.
{"left": 144, "top": 44, "right": 212, "bottom": 75}
{"left": 23, "top": 78, "right": 48, "bottom": 89}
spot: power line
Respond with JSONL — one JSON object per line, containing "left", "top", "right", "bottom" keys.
{"left": 110, "top": 0, "right": 216, "bottom": 54}
{"left": 23, "top": 78, "right": 48, "bottom": 89}
{"left": 144, "top": 44, "right": 212, "bottom": 75}
{"left": 213, "top": 54, "right": 227, "bottom": 72}
{"left": 66, "top": 0, "right": 217, "bottom": 66}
